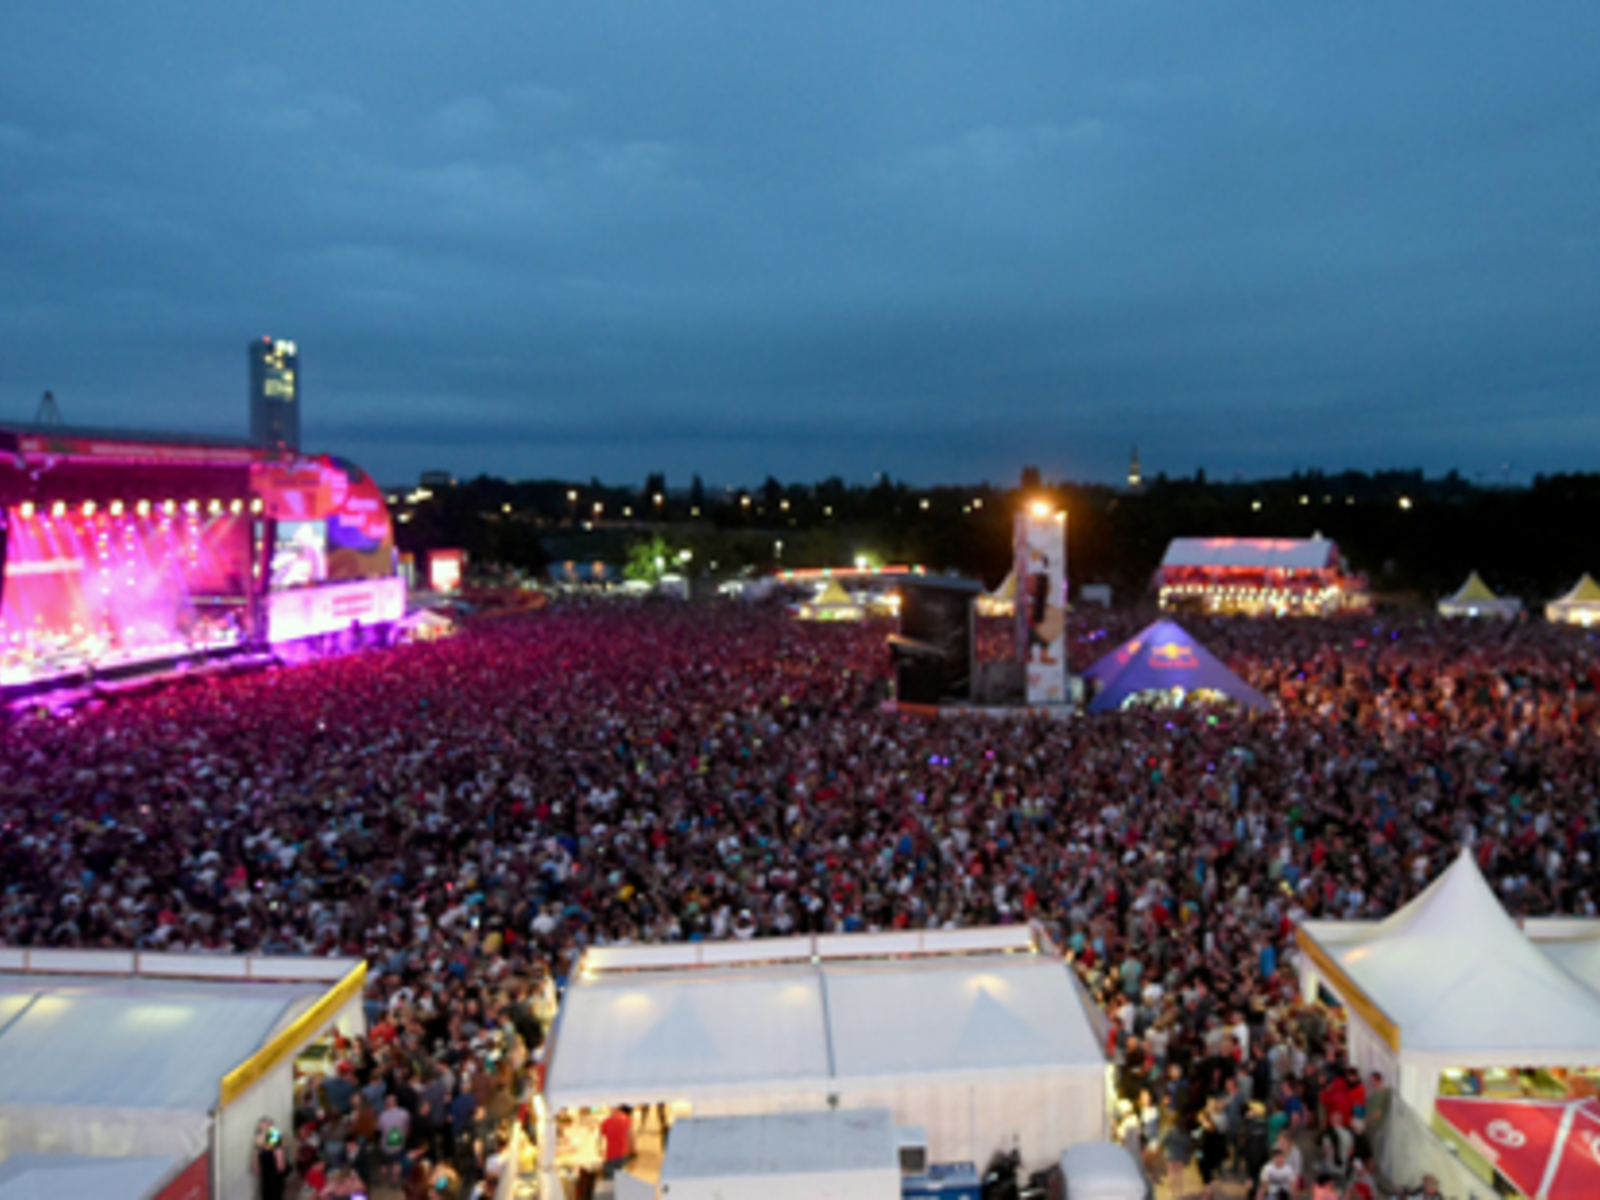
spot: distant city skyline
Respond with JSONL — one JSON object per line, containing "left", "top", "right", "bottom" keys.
{"left": 1, "top": 3, "right": 1597, "bottom": 485}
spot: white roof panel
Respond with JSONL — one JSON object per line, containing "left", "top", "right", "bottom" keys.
{"left": 1161, "top": 537, "right": 1338, "bottom": 570}
{"left": 545, "top": 965, "right": 830, "bottom": 1106}
{"left": 662, "top": 1108, "right": 897, "bottom": 1179}
{"left": 825, "top": 956, "right": 1102, "bottom": 1081}
{"left": 544, "top": 936, "right": 1106, "bottom": 1111}
{"left": 0, "top": 974, "right": 327, "bottom": 1112}
{"left": 0, "top": 1155, "right": 179, "bottom": 1200}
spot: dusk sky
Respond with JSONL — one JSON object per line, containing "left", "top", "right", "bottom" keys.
{"left": 1, "top": 3, "right": 1597, "bottom": 486}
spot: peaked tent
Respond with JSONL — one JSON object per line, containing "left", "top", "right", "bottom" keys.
{"left": 976, "top": 569, "right": 1016, "bottom": 617}
{"left": 796, "top": 577, "right": 864, "bottom": 622}
{"left": 1547, "top": 574, "right": 1600, "bottom": 626}
{"left": 1438, "top": 572, "right": 1522, "bottom": 620}
{"left": 1296, "top": 848, "right": 1600, "bottom": 1118}
{"left": 1083, "top": 619, "right": 1270, "bottom": 712}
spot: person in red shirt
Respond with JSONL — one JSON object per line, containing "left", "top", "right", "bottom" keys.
{"left": 600, "top": 1105, "right": 634, "bottom": 1179}
{"left": 1319, "top": 1066, "right": 1365, "bottom": 1127}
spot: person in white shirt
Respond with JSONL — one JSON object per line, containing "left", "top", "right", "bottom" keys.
{"left": 1256, "top": 1147, "right": 1297, "bottom": 1200}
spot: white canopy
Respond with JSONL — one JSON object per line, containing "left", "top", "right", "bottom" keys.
{"left": 1161, "top": 537, "right": 1338, "bottom": 570}
{"left": 1547, "top": 575, "right": 1600, "bottom": 625}
{"left": 1437, "top": 572, "right": 1522, "bottom": 619}
{"left": 542, "top": 928, "right": 1106, "bottom": 1175}
{"left": 1297, "top": 849, "right": 1600, "bottom": 1114}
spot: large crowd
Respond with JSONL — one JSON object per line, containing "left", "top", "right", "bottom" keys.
{"left": 3, "top": 600, "right": 1598, "bottom": 1198}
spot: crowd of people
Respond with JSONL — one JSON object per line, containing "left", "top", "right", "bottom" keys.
{"left": 3, "top": 599, "right": 1597, "bottom": 1198}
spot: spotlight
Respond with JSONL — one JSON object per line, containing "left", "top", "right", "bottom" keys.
{"left": 110, "top": 500, "right": 125, "bottom": 517}
{"left": 230, "top": 499, "right": 244, "bottom": 514}
{"left": 250, "top": 498, "right": 264, "bottom": 514}
{"left": 184, "top": 500, "right": 199, "bottom": 515}
{"left": 208, "top": 499, "right": 223, "bottom": 515}
{"left": 82, "top": 500, "right": 96, "bottom": 517}
{"left": 19, "top": 502, "right": 34, "bottom": 519}
{"left": 163, "top": 500, "right": 176, "bottom": 515}
{"left": 136, "top": 500, "right": 151, "bottom": 516}
{"left": 51, "top": 501, "right": 65, "bottom": 518}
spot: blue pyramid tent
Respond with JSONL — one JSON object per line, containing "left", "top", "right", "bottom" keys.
{"left": 1085, "top": 619, "right": 1271, "bottom": 713}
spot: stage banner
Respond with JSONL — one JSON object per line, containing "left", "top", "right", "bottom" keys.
{"left": 1015, "top": 503, "right": 1067, "bottom": 704}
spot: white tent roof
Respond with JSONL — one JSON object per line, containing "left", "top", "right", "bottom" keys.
{"left": 1160, "top": 537, "right": 1337, "bottom": 570}
{"left": 661, "top": 1109, "right": 897, "bottom": 1182}
{"left": 544, "top": 932, "right": 1105, "bottom": 1112}
{"left": 0, "top": 974, "right": 329, "bottom": 1112}
{"left": 0, "top": 1154, "right": 179, "bottom": 1200}
{"left": 825, "top": 956, "right": 1104, "bottom": 1084}
{"left": 1299, "top": 849, "right": 1600, "bottom": 1066}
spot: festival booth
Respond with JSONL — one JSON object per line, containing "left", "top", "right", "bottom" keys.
{"left": 1296, "top": 851, "right": 1600, "bottom": 1196}
{"left": 1082, "top": 619, "right": 1270, "bottom": 714}
{"left": 538, "top": 926, "right": 1108, "bottom": 1198}
{"left": 1546, "top": 575, "right": 1600, "bottom": 627}
{"left": 1156, "top": 537, "right": 1369, "bottom": 616}
{"left": 794, "top": 578, "right": 865, "bottom": 622}
{"left": 1438, "top": 572, "right": 1522, "bottom": 620}
{"left": 0, "top": 950, "right": 365, "bottom": 1200}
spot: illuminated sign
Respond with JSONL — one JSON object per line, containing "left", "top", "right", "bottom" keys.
{"left": 1148, "top": 641, "right": 1200, "bottom": 669}
{"left": 265, "top": 577, "right": 405, "bottom": 643}
{"left": 429, "top": 549, "right": 464, "bottom": 593}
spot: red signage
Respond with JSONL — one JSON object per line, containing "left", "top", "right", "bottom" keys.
{"left": 153, "top": 1154, "right": 210, "bottom": 1200}
{"left": 1436, "top": 1096, "right": 1600, "bottom": 1200}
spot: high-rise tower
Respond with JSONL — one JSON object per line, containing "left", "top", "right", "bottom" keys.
{"left": 1127, "top": 445, "right": 1143, "bottom": 491}
{"left": 249, "top": 337, "right": 299, "bottom": 449}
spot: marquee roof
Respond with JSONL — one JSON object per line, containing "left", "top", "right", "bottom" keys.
{"left": 1160, "top": 537, "right": 1338, "bottom": 571}
{"left": 543, "top": 929, "right": 1106, "bottom": 1112}
{"left": 0, "top": 973, "right": 329, "bottom": 1113}
{"left": 1298, "top": 849, "right": 1600, "bottom": 1066}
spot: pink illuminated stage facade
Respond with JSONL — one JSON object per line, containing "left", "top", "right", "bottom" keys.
{"left": 0, "top": 424, "right": 401, "bottom": 695}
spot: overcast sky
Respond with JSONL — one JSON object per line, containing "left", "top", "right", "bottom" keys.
{"left": 1, "top": 3, "right": 1597, "bottom": 486}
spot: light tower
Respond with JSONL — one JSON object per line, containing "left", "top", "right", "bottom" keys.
{"left": 1128, "top": 445, "right": 1143, "bottom": 491}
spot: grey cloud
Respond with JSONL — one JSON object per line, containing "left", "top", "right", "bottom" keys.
{"left": 0, "top": 1, "right": 1597, "bottom": 485}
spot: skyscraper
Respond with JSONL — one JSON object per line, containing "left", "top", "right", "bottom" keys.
{"left": 249, "top": 336, "right": 299, "bottom": 449}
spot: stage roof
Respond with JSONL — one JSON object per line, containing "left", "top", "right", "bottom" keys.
{"left": 1160, "top": 537, "right": 1339, "bottom": 570}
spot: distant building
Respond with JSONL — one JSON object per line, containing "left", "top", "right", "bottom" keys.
{"left": 249, "top": 336, "right": 299, "bottom": 449}
{"left": 419, "top": 470, "right": 455, "bottom": 488}
{"left": 1127, "top": 445, "right": 1143, "bottom": 491}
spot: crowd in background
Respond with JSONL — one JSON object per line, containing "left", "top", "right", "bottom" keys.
{"left": 3, "top": 601, "right": 1596, "bottom": 1198}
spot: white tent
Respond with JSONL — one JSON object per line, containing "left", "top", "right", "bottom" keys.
{"left": 540, "top": 927, "right": 1106, "bottom": 1192}
{"left": 1437, "top": 572, "right": 1522, "bottom": 619}
{"left": 0, "top": 950, "right": 365, "bottom": 1200}
{"left": 1296, "top": 849, "right": 1600, "bottom": 1117}
{"left": 1546, "top": 575, "right": 1600, "bottom": 626}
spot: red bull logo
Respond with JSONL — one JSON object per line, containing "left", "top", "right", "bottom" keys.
{"left": 1149, "top": 641, "right": 1199, "bottom": 669}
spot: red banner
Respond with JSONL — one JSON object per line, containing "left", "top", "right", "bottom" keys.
{"left": 153, "top": 1154, "right": 209, "bottom": 1200}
